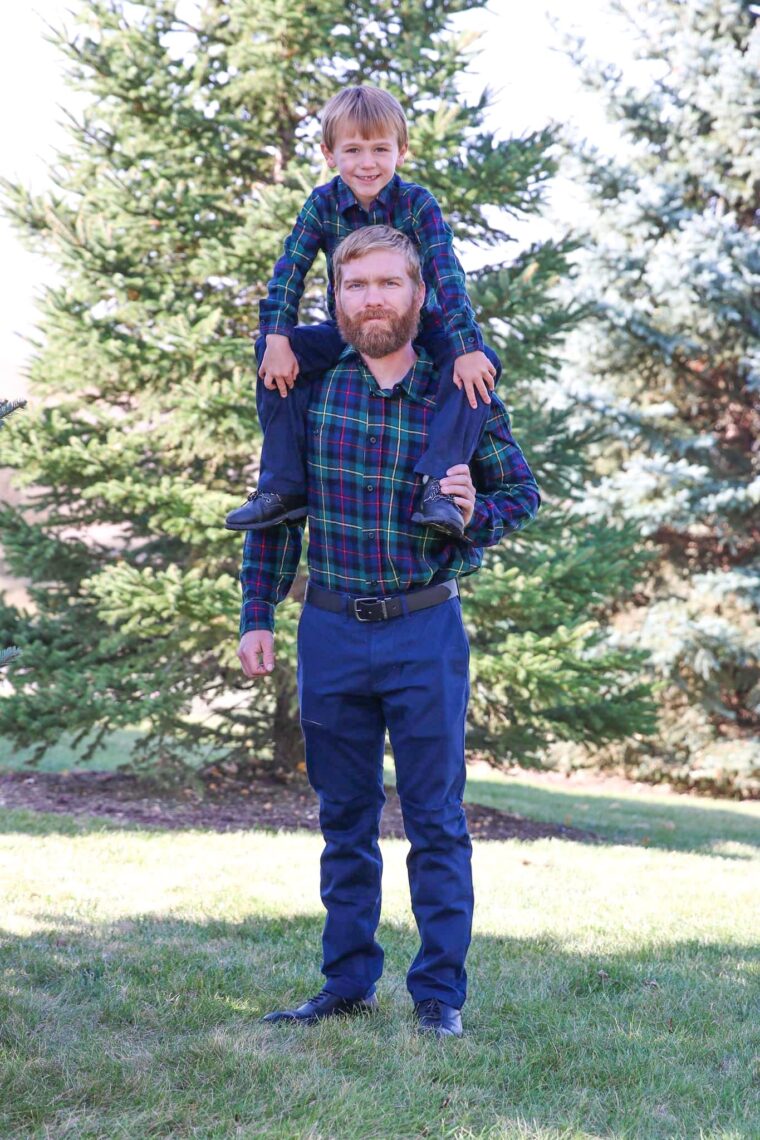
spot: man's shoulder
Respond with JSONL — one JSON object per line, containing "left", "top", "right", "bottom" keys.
{"left": 308, "top": 344, "right": 361, "bottom": 391}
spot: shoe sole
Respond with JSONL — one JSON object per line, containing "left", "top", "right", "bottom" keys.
{"left": 410, "top": 511, "right": 464, "bottom": 540}
{"left": 225, "top": 507, "right": 308, "bottom": 531}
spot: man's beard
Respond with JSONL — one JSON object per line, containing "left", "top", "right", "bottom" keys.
{"left": 336, "top": 299, "right": 422, "bottom": 358}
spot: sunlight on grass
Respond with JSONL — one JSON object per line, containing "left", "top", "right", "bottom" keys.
{"left": 1, "top": 808, "right": 757, "bottom": 1138}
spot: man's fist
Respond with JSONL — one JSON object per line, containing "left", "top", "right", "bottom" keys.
{"left": 238, "top": 630, "right": 275, "bottom": 677}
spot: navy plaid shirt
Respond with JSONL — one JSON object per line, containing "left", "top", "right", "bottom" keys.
{"left": 239, "top": 348, "right": 540, "bottom": 634}
{"left": 258, "top": 173, "right": 485, "bottom": 358}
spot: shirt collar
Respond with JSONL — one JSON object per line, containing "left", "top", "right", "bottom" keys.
{"left": 336, "top": 172, "right": 401, "bottom": 216}
{"left": 340, "top": 344, "right": 437, "bottom": 406}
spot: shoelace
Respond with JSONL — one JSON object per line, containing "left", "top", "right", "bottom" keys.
{"left": 417, "top": 997, "right": 442, "bottom": 1019}
{"left": 245, "top": 490, "right": 278, "bottom": 504}
{"left": 307, "top": 989, "right": 336, "bottom": 1007}
{"left": 425, "top": 480, "right": 456, "bottom": 505}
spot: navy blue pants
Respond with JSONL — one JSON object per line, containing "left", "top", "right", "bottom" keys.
{"left": 297, "top": 594, "right": 474, "bottom": 1009}
{"left": 256, "top": 321, "right": 502, "bottom": 495}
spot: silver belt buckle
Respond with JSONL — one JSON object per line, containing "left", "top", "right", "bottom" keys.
{"left": 353, "top": 596, "right": 388, "bottom": 621}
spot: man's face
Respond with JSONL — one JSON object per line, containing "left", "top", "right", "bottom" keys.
{"left": 336, "top": 248, "right": 424, "bottom": 358}
{"left": 321, "top": 127, "right": 406, "bottom": 208}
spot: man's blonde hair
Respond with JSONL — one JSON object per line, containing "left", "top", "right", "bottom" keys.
{"left": 332, "top": 226, "right": 422, "bottom": 292}
{"left": 320, "top": 85, "right": 408, "bottom": 152}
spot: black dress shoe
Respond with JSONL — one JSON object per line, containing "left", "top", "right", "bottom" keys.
{"left": 262, "top": 987, "right": 379, "bottom": 1025}
{"left": 414, "top": 998, "right": 463, "bottom": 1038}
{"left": 225, "top": 490, "right": 308, "bottom": 531}
{"left": 411, "top": 479, "right": 464, "bottom": 539}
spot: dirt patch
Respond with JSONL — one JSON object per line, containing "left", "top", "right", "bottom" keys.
{"left": 0, "top": 770, "right": 600, "bottom": 844}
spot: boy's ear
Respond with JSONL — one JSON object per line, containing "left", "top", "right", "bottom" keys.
{"left": 397, "top": 144, "right": 408, "bottom": 166}
{"left": 320, "top": 142, "right": 336, "bottom": 168}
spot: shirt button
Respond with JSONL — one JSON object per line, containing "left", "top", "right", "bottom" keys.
{"left": 366, "top": 531, "right": 375, "bottom": 540}
{"left": 366, "top": 484, "right": 373, "bottom": 491}
{"left": 369, "top": 435, "right": 377, "bottom": 443}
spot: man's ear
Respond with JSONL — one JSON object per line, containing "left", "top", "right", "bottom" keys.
{"left": 321, "top": 142, "right": 336, "bottom": 169}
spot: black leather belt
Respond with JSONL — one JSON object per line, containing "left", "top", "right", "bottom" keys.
{"left": 305, "top": 578, "right": 459, "bottom": 622}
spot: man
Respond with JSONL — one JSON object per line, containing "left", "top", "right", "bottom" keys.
{"left": 238, "top": 225, "right": 540, "bottom": 1039}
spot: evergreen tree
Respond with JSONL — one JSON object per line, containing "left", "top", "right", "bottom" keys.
{"left": 0, "top": 0, "right": 653, "bottom": 782}
{"left": 558, "top": 0, "right": 759, "bottom": 795}
{"left": 0, "top": 400, "right": 25, "bottom": 670}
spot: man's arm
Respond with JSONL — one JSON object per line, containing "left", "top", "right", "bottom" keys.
{"left": 238, "top": 522, "right": 303, "bottom": 662}
{"left": 258, "top": 191, "right": 326, "bottom": 338}
{"left": 465, "top": 394, "right": 541, "bottom": 547}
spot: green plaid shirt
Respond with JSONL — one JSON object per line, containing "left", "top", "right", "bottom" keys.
{"left": 240, "top": 348, "right": 540, "bottom": 633}
{"left": 258, "top": 174, "right": 485, "bottom": 357}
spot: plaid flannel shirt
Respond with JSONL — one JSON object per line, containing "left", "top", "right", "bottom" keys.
{"left": 258, "top": 173, "right": 485, "bottom": 358}
{"left": 239, "top": 348, "right": 540, "bottom": 634}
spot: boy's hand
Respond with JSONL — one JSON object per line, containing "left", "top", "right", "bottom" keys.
{"left": 259, "top": 334, "right": 299, "bottom": 398}
{"left": 452, "top": 350, "right": 496, "bottom": 409}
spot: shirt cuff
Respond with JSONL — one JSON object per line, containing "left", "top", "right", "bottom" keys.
{"left": 239, "top": 600, "right": 275, "bottom": 636}
{"left": 451, "top": 325, "right": 486, "bottom": 357}
{"left": 464, "top": 497, "right": 496, "bottom": 547}
{"left": 258, "top": 318, "right": 295, "bottom": 339}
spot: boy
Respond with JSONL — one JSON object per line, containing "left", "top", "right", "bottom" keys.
{"left": 225, "top": 85, "right": 501, "bottom": 540}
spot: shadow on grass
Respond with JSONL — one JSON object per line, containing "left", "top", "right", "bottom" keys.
{"left": 0, "top": 911, "right": 757, "bottom": 1139}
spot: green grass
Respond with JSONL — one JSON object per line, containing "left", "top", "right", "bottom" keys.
{"left": 1, "top": 764, "right": 758, "bottom": 1139}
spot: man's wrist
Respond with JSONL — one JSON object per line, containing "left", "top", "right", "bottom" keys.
{"left": 240, "top": 600, "right": 275, "bottom": 635}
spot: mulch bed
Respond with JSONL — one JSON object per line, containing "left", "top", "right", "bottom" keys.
{"left": 0, "top": 770, "right": 600, "bottom": 844}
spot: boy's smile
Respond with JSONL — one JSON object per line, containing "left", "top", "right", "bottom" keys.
{"left": 321, "top": 130, "right": 407, "bottom": 209}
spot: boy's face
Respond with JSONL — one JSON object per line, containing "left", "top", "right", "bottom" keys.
{"left": 321, "top": 126, "right": 406, "bottom": 208}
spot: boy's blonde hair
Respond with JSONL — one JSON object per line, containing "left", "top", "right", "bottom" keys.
{"left": 320, "top": 85, "right": 408, "bottom": 152}
{"left": 332, "top": 226, "right": 422, "bottom": 292}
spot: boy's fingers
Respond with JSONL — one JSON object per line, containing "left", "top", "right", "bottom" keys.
{"left": 452, "top": 374, "right": 463, "bottom": 390}
{"left": 462, "top": 380, "right": 478, "bottom": 410}
{"left": 475, "top": 378, "right": 491, "bottom": 405}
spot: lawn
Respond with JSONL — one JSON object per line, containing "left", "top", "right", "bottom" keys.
{"left": 0, "top": 748, "right": 758, "bottom": 1138}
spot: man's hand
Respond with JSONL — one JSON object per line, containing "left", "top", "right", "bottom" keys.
{"left": 238, "top": 630, "right": 275, "bottom": 677}
{"left": 452, "top": 350, "right": 496, "bottom": 409}
{"left": 439, "top": 464, "right": 476, "bottom": 527}
{"left": 259, "top": 334, "right": 299, "bottom": 398}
